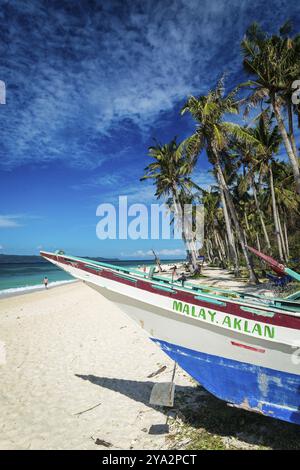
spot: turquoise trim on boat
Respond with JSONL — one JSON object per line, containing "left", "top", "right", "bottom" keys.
{"left": 84, "top": 264, "right": 103, "bottom": 271}
{"left": 285, "top": 267, "right": 300, "bottom": 282}
{"left": 285, "top": 290, "right": 300, "bottom": 301}
{"left": 114, "top": 273, "right": 138, "bottom": 283}
{"left": 240, "top": 306, "right": 275, "bottom": 318}
{"left": 194, "top": 295, "right": 226, "bottom": 307}
{"left": 284, "top": 268, "right": 300, "bottom": 281}
{"left": 151, "top": 284, "right": 176, "bottom": 293}
{"left": 64, "top": 254, "right": 145, "bottom": 277}
{"left": 272, "top": 301, "right": 300, "bottom": 313}
{"left": 50, "top": 252, "right": 299, "bottom": 314}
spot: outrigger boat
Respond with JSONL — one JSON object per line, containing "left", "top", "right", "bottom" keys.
{"left": 247, "top": 245, "right": 300, "bottom": 281}
{"left": 40, "top": 249, "right": 300, "bottom": 425}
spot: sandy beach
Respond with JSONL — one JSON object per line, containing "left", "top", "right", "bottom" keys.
{"left": 1, "top": 272, "right": 299, "bottom": 451}
{"left": 0, "top": 281, "right": 193, "bottom": 450}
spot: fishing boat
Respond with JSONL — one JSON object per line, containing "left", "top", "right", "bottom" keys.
{"left": 40, "top": 249, "right": 300, "bottom": 425}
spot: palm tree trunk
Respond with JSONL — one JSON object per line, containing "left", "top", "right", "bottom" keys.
{"left": 189, "top": 240, "right": 199, "bottom": 270}
{"left": 256, "top": 233, "right": 261, "bottom": 252}
{"left": 217, "top": 181, "right": 240, "bottom": 276}
{"left": 252, "top": 181, "right": 271, "bottom": 251}
{"left": 184, "top": 215, "right": 199, "bottom": 270}
{"left": 223, "top": 233, "right": 231, "bottom": 262}
{"left": 216, "top": 230, "right": 227, "bottom": 262}
{"left": 244, "top": 211, "right": 250, "bottom": 231}
{"left": 215, "top": 161, "right": 259, "bottom": 283}
{"left": 287, "top": 101, "right": 298, "bottom": 158}
{"left": 172, "top": 187, "right": 198, "bottom": 271}
{"left": 213, "top": 229, "right": 224, "bottom": 265}
{"left": 276, "top": 206, "right": 288, "bottom": 262}
{"left": 182, "top": 232, "right": 198, "bottom": 270}
{"left": 283, "top": 215, "right": 290, "bottom": 259}
{"left": 269, "top": 165, "right": 284, "bottom": 261}
{"left": 272, "top": 97, "right": 300, "bottom": 195}
{"left": 205, "top": 239, "right": 212, "bottom": 263}
{"left": 206, "top": 238, "right": 214, "bottom": 263}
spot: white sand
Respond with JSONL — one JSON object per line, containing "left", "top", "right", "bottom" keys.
{"left": 0, "top": 282, "right": 193, "bottom": 450}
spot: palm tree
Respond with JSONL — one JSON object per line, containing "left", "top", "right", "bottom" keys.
{"left": 268, "top": 160, "right": 300, "bottom": 261}
{"left": 241, "top": 22, "right": 300, "bottom": 194}
{"left": 277, "top": 21, "right": 300, "bottom": 159}
{"left": 201, "top": 188, "right": 228, "bottom": 267}
{"left": 235, "top": 114, "right": 282, "bottom": 253}
{"left": 181, "top": 77, "right": 259, "bottom": 282}
{"left": 140, "top": 138, "right": 199, "bottom": 270}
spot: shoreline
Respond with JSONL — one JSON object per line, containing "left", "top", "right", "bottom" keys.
{"left": 0, "top": 279, "right": 77, "bottom": 299}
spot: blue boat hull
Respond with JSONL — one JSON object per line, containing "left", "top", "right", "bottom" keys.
{"left": 152, "top": 338, "right": 300, "bottom": 425}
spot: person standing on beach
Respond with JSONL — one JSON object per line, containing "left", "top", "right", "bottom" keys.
{"left": 171, "top": 265, "right": 177, "bottom": 282}
{"left": 43, "top": 276, "right": 48, "bottom": 289}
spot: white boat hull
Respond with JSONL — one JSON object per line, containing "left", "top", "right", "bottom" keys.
{"left": 41, "top": 252, "right": 300, "bottom": 424}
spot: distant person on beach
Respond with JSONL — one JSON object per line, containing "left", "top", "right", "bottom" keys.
{"left": 43, "top": 276, "right": 48, "bottom": 289}
{"left": 171, "top": 265, "right": 177, "bottom": 282}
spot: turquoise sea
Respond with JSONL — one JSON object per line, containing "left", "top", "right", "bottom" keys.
{"left": 0, "top": 262, "right": 74, "bottom": 296}
{"left": 0, "top": 258, "right": 182, "bottom": 297}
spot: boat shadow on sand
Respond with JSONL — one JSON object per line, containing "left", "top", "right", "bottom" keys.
{"left": 75, "top": 374, "right": 300, "bottom": 450}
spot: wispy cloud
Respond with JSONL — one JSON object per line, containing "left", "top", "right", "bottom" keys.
{"left": 0, "top": 214, "right": 41, "bottom": 228}
{"left": 73, "top": 165, "right": 159, "bottom": 204}
{"left": 71, "top": 173, "right": 124, "bottom": 191}
{"left": 0, "top": 215, "right": 23, "bottom": 228}
{"left": 192, "top": 171, "right": 216, "bottom": 191}
{"left": 1, "top": 0, "right": 295, "bottom": 169}
{"left": 74, "top": 167, "right": 215, "bottom": 204}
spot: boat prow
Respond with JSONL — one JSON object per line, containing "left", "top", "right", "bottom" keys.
{"left": 40, "top": 250, "right": 300, "bottom": 425}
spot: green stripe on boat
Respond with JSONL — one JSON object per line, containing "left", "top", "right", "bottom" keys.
{"left": 194, "top": 295, "right": 226, "bottom": 307}
{"left": 285, "top": 268, "right": 300, "bottom": 282}
{"left": 151, "top": 284, "right": 176, "bottom": 293}
{"left": 240, "top": 306, "right": 275, "bottom": 317}
{"left": 114, "top": 273, "right": 137, "bottom": 283}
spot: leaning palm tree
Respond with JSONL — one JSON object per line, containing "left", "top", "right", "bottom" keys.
{"left": 241, "top": 22, "right": 300, "bottom": 194}
{"left": 180, "top": 77, "right": 260, "bottom": 282}
{"left": 140, "top": 138, "right": 199, "bottom": 270}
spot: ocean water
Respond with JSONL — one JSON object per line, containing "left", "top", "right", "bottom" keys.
{"left": 0, "top": 262, "right": 75, "bottom": 297}
{"left": 0, "top": 258, "right": 183, "bottom": 297}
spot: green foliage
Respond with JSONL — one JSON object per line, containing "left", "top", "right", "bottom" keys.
{"left": 140, "top": 20, "right": 300, "bottom": 277}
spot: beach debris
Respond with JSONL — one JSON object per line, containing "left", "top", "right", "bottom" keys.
{"left": 176, "top": 438, "right": 192, "bottom": 448}
{"left": 148, "top": 423, "right": 169, "bottom": 435}
{"left": 149, "top": 382, "right": 175, "bottom": 407}
{"left": 147, "top": 365, "right": 167, "bottom": 378}
{"left": 93, "top": 438, "right": 113, "bottom": 448}
{"left": 149, "top": 361, "right": 177, "bottom": 407}
{"left": 16, "top": 359, "right": 25, "bottom": 369}
{"left": 74, "top": 401, "right": 101, "bottom": 416}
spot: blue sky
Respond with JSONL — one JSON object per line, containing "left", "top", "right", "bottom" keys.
{"left": 0, "top": 0, "right": 299, "bottom": 258}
